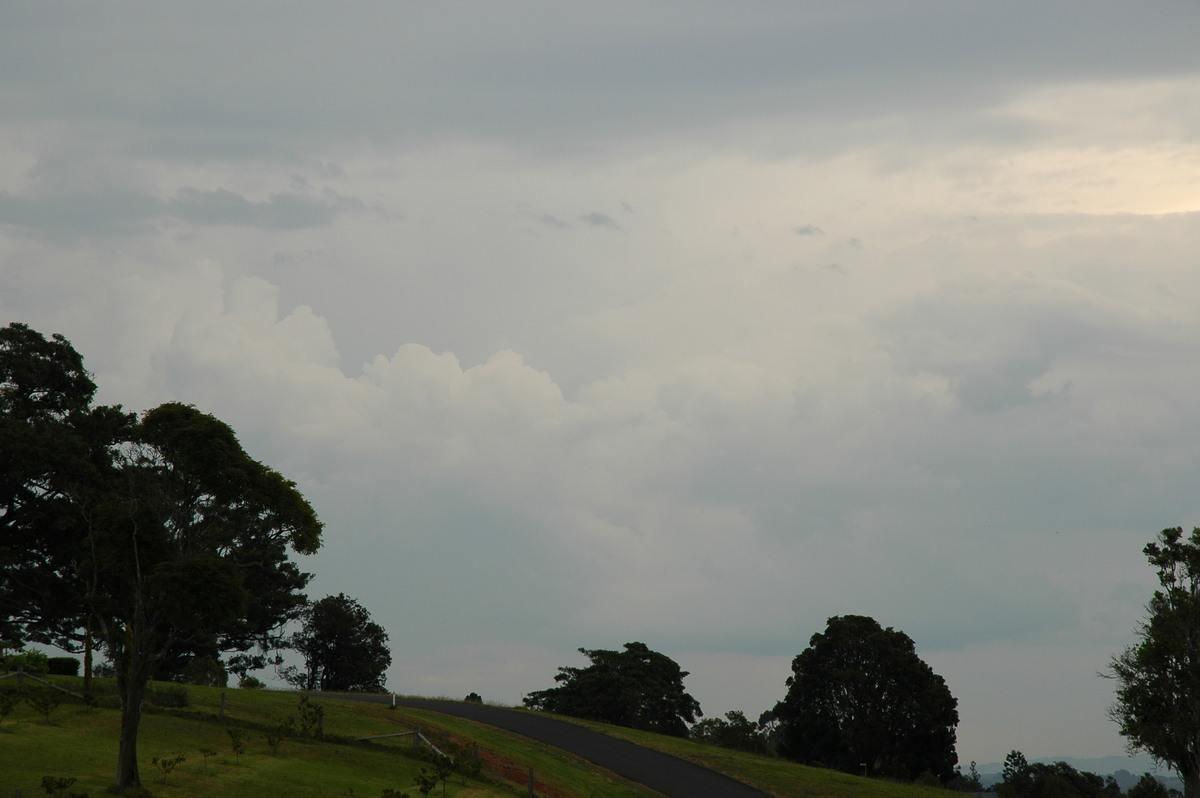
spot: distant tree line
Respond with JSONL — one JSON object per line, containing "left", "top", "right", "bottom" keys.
{"left": 987, "top": 750, "right": 1177, "bottom": 798}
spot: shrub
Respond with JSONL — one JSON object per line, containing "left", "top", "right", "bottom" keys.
{"left": 414, "top": 767, "right": 438, "bottom": 797}
{"left": 40, "top": 775, "right": 88, "bottom": 798}
{"left": 264, "top": 717, "right": 294, "bottom": 755}
{"left": 0, "top": 688, "right": 23, "bottom": 726}
{"left": 227, "top": 725, "right": 247, "bottom": 764}
{"left": 151, "top": 753, "right": 186, "bottom": 784}
{"left": 26, "top": 687, "right": 63, "bottom": 722}
{"left": 3, "top": 650, "right": 49, "bottom": 674}
{"left": 238, "top": 675, "right": 266, "bottom": 689}
{"left": 297, "top": 695, "right": 324, "bottom": 738}
{"left": 47, "top": 657, "right": 80, "bottom": 676}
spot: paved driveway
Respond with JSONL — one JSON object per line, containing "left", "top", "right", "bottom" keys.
{"left": 337, "top": 694, "right": 774, "bottom": 798}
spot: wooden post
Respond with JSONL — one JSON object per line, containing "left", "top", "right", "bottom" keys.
{"left": 413, "top": 726, "right": 420, "bottom": 749}
{"left": 528, "top": 766, "right": 535, "bottom": 797}
{"left": 219, "top": 692, "right": 226, "bottom": 721}
{"left": 472, "top": 742, "right": 479, "bottom": 765}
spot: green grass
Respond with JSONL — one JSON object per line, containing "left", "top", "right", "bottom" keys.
{"left": 0, "top": 677, "right": 955, "bottom": 798}
{"left": 560, "top": 719, "right": 953, "bottom": 798}
{"left": 0, "top": 677, "right": 654, "bottom": 798}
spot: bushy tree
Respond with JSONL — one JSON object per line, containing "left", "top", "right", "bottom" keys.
{"left": 947, "top": 760, "right": 984, "bottom": 793}
{"left": 1109, "top": 527, "right": 1200, "bottom": 798}
{"left": 0, "top": 323, "right": 323, "bottom": 790}
{"left": 690, "top": 710, "right": 770, "bottom": 754}
{"left": 1128, "top": 773, "right": 1172, "bottom": 798}
{"left": 523, "top": 641, "right": 702, "bottom": 737}
{"left": 996, "top": 750, "right": 1120, "bottom": 798}
{"left": 772, "top": 615, "right": 959, "bottom": 781}
{"left": 290, "top": 593, "right": 391, "bottom": 692}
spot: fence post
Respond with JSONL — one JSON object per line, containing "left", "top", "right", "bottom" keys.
{"left": 219, "top": 692, "right": 226, "bottom": 721}
{"left": 472, "top": 742, "right": 479, "bottom": 765}
{"left": 413, "top": 726, "right": 420, "bottom": 750}
{"left": 528, "top": 766, "right": 535, "bottom": 797}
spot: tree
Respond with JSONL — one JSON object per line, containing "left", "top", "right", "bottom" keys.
{"left": 1109, "top": 527, "right": 1200, "bottom": 798}
{"left": 947, "top": 760, "right": 985, "bottom": 793}
{"left": 772, "top": 615, "right": 959, "bottom": 781}
{"left": 0, "top": 322, "right": 127, "bottom": 684}
{"left": 0, "top": 323, "right": 323, "bottom": 791}
{"left": 690, "top": 710, "right": 770, "bottom": 754}
{"left": 1128, "top": 773, "right": 1172, "bottom": 798}
{"left": 290, "top": 593, "right": 391, "bottom": 692}
{"left": 523, "top": 641, "right": 701, "bottom": 737}
{"left": 995, "top": 751, "right": 1118, "bottom": 798}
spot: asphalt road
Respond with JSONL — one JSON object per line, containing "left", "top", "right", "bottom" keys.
{"left": 335, "top": 694, "right": 774, "bottom": 798}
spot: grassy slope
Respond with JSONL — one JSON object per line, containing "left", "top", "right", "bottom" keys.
{"left": 563, "top": 719, "right": 952, "bottom": 798}
{"left": 0, "top": 678, "right": 951, "bottom": 798}
{"left": 0, "top": 678, "right": 655, "bottom": 798}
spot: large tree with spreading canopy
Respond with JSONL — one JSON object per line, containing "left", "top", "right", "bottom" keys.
{"left": 1109, "top": 527, "right": 1200, "bottom": 798}
{"left": 772, "top": 614, "right": 959, "bottom": 782}
{"left": 0, "top": 322, "right": 322, "bottom": 791}
{"left": 290, "top": 593, "right": 391, "bottom": 692}
{"left": 523, "top": 641, "right": 702, "bottom": 737}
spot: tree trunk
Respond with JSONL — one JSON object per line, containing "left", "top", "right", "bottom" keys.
{"left": 83, "top": 616, "right": 93, "bottom": 695}
{"left": 116, "top": 665, "right": 146, "bottom": 790}
{"left": 115, "top": 617, "right": 153, "bottom": 792}
{"left": 1187, "top": 771, "right": 1199, "bottom": 798}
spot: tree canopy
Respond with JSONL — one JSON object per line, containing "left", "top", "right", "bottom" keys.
{"left": 690, "top": 710, "right": 770, "bottom": 754}
{"left": 523, "top": 641, "right": 702, "bottom": 737}
{"left": 0, "top": 322, "right": 323, "bottom": 790}
{"left": 1109, "top": 526, "right": 1200, "bottom": 798}
{"left": 995, "top": 750, "right": 1123, "bottom": 798}
{"left": 771, "top": 614, "right": 959, "bottom": 782}
{"left": 290, "top": 593, "right": 391, "bottom": 693}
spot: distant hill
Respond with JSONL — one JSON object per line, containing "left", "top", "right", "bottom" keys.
{"left": 975, "top": 753, "right": 1180, "bottom": 793}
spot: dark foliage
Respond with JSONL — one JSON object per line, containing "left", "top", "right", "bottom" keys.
{"left": 291, "top": 593, "right": 391, "bottom": 692}
{"left": 690, "top": 710, "right": 771, "bottom": 754}
{"left": 1109, "top": 527, "right": 1200, "bottom": 798}
{"left": 996, "top": 750, "right": 1123, "bottom": 798}
{"left": 523, "top": 641, "right": 701, "bottom": 737}
{"left": 772, "top": 614, "right": 959, "bottom": 781}
{"left": 47, "top": 657, "right": 80, "bottom": 676}
{"left": 0, "top": 322, "right": 323, "bottom": 790}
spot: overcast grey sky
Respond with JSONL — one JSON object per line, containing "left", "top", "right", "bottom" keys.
{"left": 5, "top": 1, "right": 1200, "bottom": 768}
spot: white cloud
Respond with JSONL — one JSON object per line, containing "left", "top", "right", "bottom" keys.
{"left": 6, "top": 3, "right": 1200, "bottom": 768}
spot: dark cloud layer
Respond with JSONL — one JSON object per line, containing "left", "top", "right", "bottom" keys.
{"left": 4, "top": 2, "right": 1200, "bottom": 157}
{"left": 0, "top": 185, "right": 360, "bottom": 238}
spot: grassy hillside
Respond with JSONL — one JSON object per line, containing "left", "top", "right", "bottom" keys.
{"left": 0, "top": 676, "right": 952, "bottom": 798}
{"left": 562, "top": 718, "right": 953, "bottom": 798}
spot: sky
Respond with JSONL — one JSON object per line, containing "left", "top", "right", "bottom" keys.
{"left": 4, "top": 1, "right": 1200, "bottom": 769}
